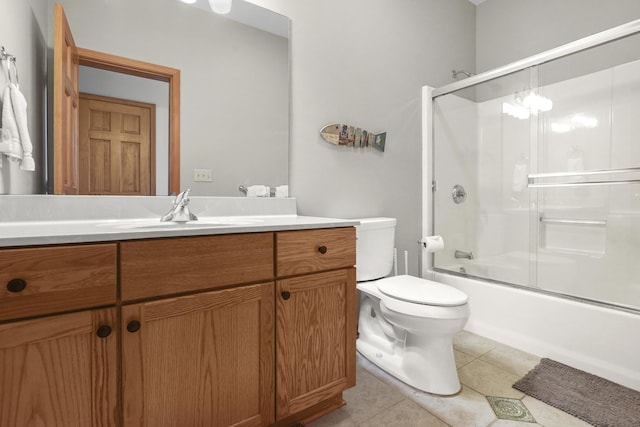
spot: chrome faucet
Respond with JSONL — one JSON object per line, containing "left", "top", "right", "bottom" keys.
{"left": 454, "top": 250, "right": 474, "bottom": 260}
{"left": 161, "top": 189, "right": 198, "bottom": 222}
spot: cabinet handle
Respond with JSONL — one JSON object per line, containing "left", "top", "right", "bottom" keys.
{"left": 6, "top": 278, "right": 27, "bottom": 293}
{"left": 127, "top": 320, "right": 141, "bottom": 333}
{"left": 318, "top": 245, "right": 328, "bottom": 254}
{"left": 96, "top": 325, "right": 112, "bottom": 338}
{"left": 281, "top": 291, "right": 291, "bottom": 300}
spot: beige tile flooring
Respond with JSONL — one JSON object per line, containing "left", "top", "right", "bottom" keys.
{"left": 307, "top": 331, "right": 592, "bottom": 427}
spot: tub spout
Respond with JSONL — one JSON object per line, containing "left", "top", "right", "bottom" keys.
{"left": 455, "top": 250, "right": 474, "bottom": 260}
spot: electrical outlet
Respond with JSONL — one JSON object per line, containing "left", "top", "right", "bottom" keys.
{"left": 193, "top": 168, "right": 213, "bottom": 182}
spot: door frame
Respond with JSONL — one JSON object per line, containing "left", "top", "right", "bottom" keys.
{"left": 77, "top": 48, "right": 180, "bottom": 195}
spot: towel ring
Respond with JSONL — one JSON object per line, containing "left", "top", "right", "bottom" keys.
{"left": 0, "top": 46, "right": 19, "bottom": 87}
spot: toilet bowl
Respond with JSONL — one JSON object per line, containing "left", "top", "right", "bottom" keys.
{"left": 355, "top": 218, "right": 469, "bottom": 395}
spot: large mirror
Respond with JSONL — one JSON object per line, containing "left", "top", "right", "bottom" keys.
{"left": 2, "top": 0, "right": 289, "bottom": 196}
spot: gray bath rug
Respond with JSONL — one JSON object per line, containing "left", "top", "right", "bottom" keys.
{"left": 513, "top": 358, "right": 640, "bottom": 427}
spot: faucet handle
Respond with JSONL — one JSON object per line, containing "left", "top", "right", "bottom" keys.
{"left": 161, "top": 189, "right": 198, "bottom": 222}
{"left": 174, "top": 188, "right": 192, "bottom": 206}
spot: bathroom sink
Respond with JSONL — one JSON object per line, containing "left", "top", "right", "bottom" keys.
{"left": 112, "top": 217, "right": 264, "bottom": 230}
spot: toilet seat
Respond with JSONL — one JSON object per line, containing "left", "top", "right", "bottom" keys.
{"left": 376, "top": 275, "right": 468, "bottom": 307}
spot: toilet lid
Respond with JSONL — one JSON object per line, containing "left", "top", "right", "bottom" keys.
{"left": 376, "top": 275, "right": 468, "bottom": 306}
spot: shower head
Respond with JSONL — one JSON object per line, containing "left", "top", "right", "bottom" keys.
{"left": 452, "top": 69, "right": 475, "bottom": 79}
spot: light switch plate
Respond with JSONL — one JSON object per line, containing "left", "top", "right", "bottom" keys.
{"left": 193, "top": 169, "right": 213, "bottom": 182}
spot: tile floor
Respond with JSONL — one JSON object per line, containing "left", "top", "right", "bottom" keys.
{"left": 307, "top": 331, "right": 592, "bottom": 427}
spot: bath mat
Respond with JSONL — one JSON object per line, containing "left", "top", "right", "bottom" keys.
{"left": 513, "top": 358, "right": 640, "bottom": 427}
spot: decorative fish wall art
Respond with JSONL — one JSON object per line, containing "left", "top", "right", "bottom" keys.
{"left": 320, "top": 123, "right": 387, "bottom": 152}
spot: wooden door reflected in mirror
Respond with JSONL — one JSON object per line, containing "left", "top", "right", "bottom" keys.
{"left": 79, "top": 94, "right": 155, "bottom": 195}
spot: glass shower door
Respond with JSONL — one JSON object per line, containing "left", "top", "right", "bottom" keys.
{"left": 432, "top": 69, "right": 535, "bottom": 288}
{"left": 531, "top": 34, "right": 640, "bottom": 310}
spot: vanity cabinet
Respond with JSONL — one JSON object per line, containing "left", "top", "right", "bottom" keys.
{"left": 119, "top": 233, "right": 275, "bottom": 427}
{"left": 274, "top": 228, "right": 357, "bottom": 422}
{"left": 0, "top": 226, "right": 356, "bottom": 427}
{"left": 0, "top": 243, "right": 118, "bottom": 427}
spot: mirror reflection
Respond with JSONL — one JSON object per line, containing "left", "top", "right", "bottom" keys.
{"left": 2, "top": 0, "right": 289, "bottom": 196}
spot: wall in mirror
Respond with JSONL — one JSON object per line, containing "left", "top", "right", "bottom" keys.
{"left": 1, "top": 0, "right": 289, "bottom": 196}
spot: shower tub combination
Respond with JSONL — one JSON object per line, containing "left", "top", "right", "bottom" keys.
{"left": 422, "top": 20, "right": 640, "bottom": 391}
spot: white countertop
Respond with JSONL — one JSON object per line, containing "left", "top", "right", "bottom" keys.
{"left": 0, "top": 195, "right": 359, "bottom": 247}
{"left": 0, "top": 215, "right": 359, "bottom": 247}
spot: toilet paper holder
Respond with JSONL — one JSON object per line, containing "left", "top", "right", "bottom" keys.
{"left": 418, "top": 235, "right": 444, "bottom": 251}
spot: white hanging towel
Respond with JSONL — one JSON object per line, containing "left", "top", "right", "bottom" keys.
{"left": 0, "top": 83, "right": 35, "bottom": 171}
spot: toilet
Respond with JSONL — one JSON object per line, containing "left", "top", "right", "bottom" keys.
{"left": 355, "top": 217, "right": 469, "bottom": 395}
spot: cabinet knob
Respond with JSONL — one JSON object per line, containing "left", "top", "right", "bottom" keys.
{"left": 281, "top": 291, "right": 291, "bottom": 300}
{"left": 318, "top": 245, "right": 328, "bottom": 254}
{"left": 6, "top": 278, "right": 27, "bottom": 293}
{"left": 127, "top": 320, "right": 141, "bottom": 333}
{"left": 96, "top": 325, "right": 112, "bottom": 338}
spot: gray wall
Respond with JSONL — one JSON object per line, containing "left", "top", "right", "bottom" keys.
{"left": 476, "top": 0, "right": 640, "bottom": 72}
{"left": 250, "top": 0, "right": 477, "bottom": 275}
{"left": 0, "top": 0, "right": 47, "bottom": 194}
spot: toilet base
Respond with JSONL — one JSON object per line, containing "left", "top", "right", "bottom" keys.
{"left": 356, "top": 338, "right": 462, "bottom": 396}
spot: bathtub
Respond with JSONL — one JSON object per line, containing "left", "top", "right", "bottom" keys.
{"left": 426, "top": 267, "right": 640, "bottom": 391}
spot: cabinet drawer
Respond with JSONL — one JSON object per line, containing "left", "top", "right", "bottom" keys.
{"left": 276, "top": 228, "right": 356, "bottom": 277}
{"left": 0, "top": 244, "right": 117, "bottom": 321}
{"left": 120, "top": 233, "right": 274, "bottom": 301}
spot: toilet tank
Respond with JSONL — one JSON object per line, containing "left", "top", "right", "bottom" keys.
{"left": 355, "top": 217, "right": 397, "bottom": 281}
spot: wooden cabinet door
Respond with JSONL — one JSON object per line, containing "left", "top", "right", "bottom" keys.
{"left": 121, "top": 282, "right": 275, "bottom": 427}
{"left": 0, "top": 308, "right": 118, "bottom": 427}
{"left": 275, "top": 268, "right": 356, "bottom": 420}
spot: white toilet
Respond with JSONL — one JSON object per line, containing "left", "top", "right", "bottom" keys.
{"left": 355, "top": 217, "right": 469, "bottom": 395}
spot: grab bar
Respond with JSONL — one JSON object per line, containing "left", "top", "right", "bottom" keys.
{"left": 529, "top": 166, "right": 640, "bottom": 179}
{"left": 529, "top": 179, "right": 640, "bottom": 188}
{"left": 540, "top": 216, "right": 607, "bottom": 226}
{"left": 528, "top": 167, "right": 640, "bottom": 188}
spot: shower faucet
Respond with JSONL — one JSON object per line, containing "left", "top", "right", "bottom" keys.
{"left": 454, "top": 250, "right": 474, "bottom": 260}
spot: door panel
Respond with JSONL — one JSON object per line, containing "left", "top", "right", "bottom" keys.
{"left": 121, "top": 283, "right": 275, "bottom": 427}
{"left": 0, "top": 308, "right": 118, "bottom": 427}
{"left": 79, "top": 94, "right": 155, "bottom": 195}
{"left": 276, "top": 268, "right": 356, "bottom": 419}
